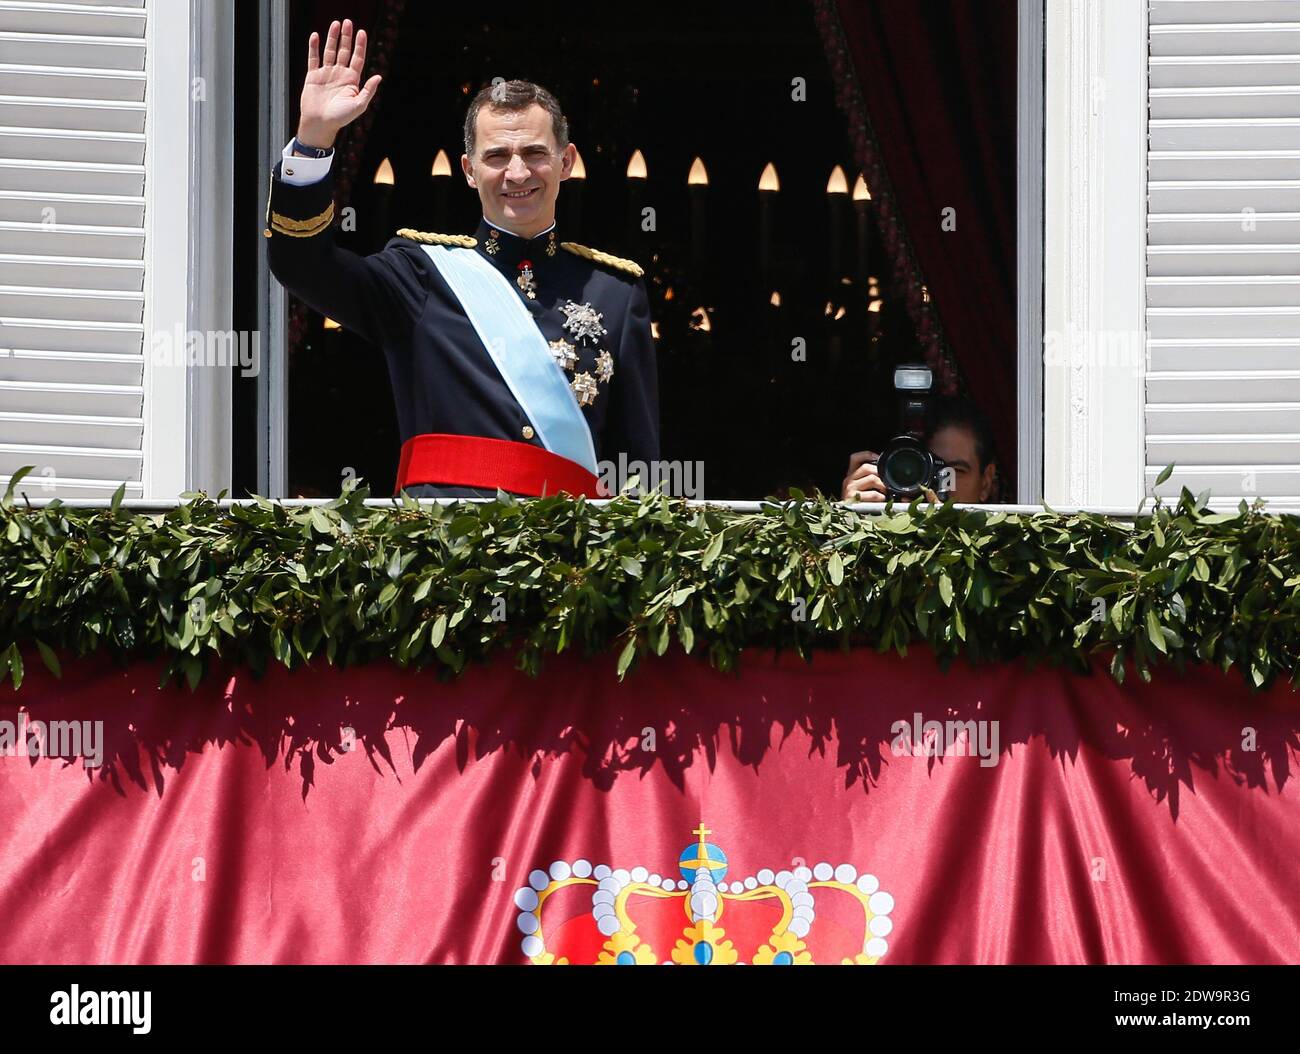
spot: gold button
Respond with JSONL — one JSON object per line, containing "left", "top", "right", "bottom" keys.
{"left": 521, "top": 425, "right": 535, "bottom": 440}
{"left": 285, "top": 167, "right": 295, "bottom": 176}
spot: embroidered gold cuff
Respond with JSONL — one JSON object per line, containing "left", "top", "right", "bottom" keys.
{"left": 268, "top": 202, "right": 335, "bottom": 238}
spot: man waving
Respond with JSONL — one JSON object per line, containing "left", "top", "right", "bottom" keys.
{"left": 265, "top": 19, "right": 660, "bottom": 497}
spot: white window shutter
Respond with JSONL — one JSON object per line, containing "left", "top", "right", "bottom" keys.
{"left": 0, "top": 0, "right": 147, "bottom": 500}
{"left": 1148, "top": 0, "right": 1300, "bottom": 511}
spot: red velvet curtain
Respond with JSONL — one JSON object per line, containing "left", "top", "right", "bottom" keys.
{"left": 3, "top": 649, "right": 1298, "bottom": 964}
{"left": 829, "top": 0, "right": 1019, "bottom": 488}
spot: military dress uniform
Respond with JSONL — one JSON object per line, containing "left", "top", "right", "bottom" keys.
{"left": 264, "top": 140, "right": 660, "bottom": 498}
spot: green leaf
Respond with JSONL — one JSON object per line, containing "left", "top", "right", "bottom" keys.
{"left": 1145, "top": 607, "right": 1167, "bottom": 654}
{"left": 431, "top": 613, "right": 448, "bottom": 648}
{"left": 35, "top": 640, "right": 61, "bottom": 678}
{"left": 651, "top": 620, "right": 670, "bottom": 656}
{"left": 2, "top": 465, "right": 34, "bottom": 508}
{"left": 701, "top": 533, "right": 724, "bottom": 569}
{"left": 8, "top": 644, "right": 23, "bottom": 690}
{"left": 828, "top": 551, "right": 844, "bottom": 585}
{"left": 616, "top": 637, "right": 637, "bottom": 679}
{"left": 678, "top": 620, "right": 695, "bottom": 654}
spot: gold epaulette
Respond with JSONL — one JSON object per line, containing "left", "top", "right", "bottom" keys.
{"left": 560, "top": 241, "right": 644, "bottom": 279}
{"left": 395, "top": 229, "right": 478, "bottom": 247}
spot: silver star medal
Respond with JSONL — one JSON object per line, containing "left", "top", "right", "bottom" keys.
{"left": 548, "top": 337, "right": 578, "bottom": 371}
{"left": 560, "top": 300, "right": 607, "bottom": 345}
{"left": 571, "top": 371, "right": 599, "bottom": 407}
{"left": 595, "top": 349, "right": 614, "bottom": 384}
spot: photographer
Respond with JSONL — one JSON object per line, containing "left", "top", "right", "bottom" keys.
{"left": 840, "top": 395, "right": 999, "bottom": 504}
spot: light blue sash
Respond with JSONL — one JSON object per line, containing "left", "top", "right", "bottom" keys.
{"left": 420, "top": 244, "right": 598, "bottom": 474}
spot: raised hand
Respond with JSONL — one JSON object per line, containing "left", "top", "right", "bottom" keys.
{"left": 297, "top": 19, "right": 382, "bottom": 148}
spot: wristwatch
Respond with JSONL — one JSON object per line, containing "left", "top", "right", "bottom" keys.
{"left": 290, "top": 137, "right": 333, "bottom": 159}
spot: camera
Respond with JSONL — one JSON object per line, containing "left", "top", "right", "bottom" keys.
{"left": 876, "top": 364, "right": 950, "bottom": 501}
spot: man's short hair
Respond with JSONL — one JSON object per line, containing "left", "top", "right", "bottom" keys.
{"left": 926, "top": 396, "right": 997, "bottom": 471}
{"left": 463, "top": 79, "right": 570, "bottom": 158}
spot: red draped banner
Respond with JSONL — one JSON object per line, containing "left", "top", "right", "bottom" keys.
{"left": 1, "top": 648, "right": 1297, "bottom": 964}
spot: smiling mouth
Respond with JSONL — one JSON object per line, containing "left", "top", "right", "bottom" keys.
{"left": 503, "top": 187, "right": 539, "bottom": 200}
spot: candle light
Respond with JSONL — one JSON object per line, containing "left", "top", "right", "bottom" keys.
{"left": 852, "top": 173, "right": 873, "bottom": 291}
{"left": 563, "top": 146, "right": 586, "bottom": 236}
{"left": 626, "top": 149, "right": 647, "bottom": 253}
{"left": 826, "top": 165, "right": 848, "bottom": 283}
{"left": 758, "top": 161, "right": 779, "bottom": 289}
{"left": 430, "top": 149, "right": 451, "bottom": 230}
{"left": 372, "top": 157, "right": 394, "bottom": 251}
{"left": 687, "top": 156, "right": 708, "bottom": 280}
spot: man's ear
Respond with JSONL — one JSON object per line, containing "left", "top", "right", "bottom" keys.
{"left": 460, "top": 153, "right": 476, "bottom": 189}
{"left": 979, "top": 462, "right": 997, "bottom": 502}
{"left": 559, "top": 142, "right": 577, "bottom": 181}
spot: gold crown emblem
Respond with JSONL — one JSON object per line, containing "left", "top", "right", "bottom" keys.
{"left": 514, "top": 824, "right": 895, "bottom": 965}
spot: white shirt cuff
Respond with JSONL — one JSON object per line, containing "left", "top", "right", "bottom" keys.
{"left": 279, "top": 139, "right": 334, "bottom": 186}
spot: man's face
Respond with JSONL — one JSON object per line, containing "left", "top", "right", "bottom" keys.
{"left": 461, "top": 103, "right": 575, "bottom": 238}
{"left": 929, "top": 424, "right": 996, "bottom": 503}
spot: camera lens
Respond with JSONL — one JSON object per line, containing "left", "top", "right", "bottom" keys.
{"left": 884, "top": 446, "right": 928, "bottom": 490}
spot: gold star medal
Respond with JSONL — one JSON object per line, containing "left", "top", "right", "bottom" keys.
{"left": 571, "top": 371, "right": 599, "bottom": 407}
{"left": 548, "top": 337, "right": 577, "bottom": 371}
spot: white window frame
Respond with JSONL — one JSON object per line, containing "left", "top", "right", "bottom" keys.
{"left": 1018, "top": 0, "right": 1045, "bottom": 503}
{"left": 141, "top": 0, "right": 234, "bottom": 498}
{"left": 1042, "top": 0, "right": 1148, "bottom": 508}
{"left": 234, "top": 2, "right": 1147, "bottom": 508}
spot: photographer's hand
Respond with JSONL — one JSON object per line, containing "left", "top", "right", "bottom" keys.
{"left": 296, "top": 19, "right": 382, "bottom": 149}
{"left": 841, "top": 450, "right": 886, "bottom": 503}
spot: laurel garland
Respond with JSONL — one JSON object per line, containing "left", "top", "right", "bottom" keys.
{"left": 1, "top": 470, "right": 1297, "bottom": 695}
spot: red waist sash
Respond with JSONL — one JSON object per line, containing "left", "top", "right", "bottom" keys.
{"left": 394, "top": 433, "right": 602, "bottom": 498}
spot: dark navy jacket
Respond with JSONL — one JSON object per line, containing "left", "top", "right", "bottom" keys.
{"left": 264, "top": 161, "right": 660, "bottom": 497}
